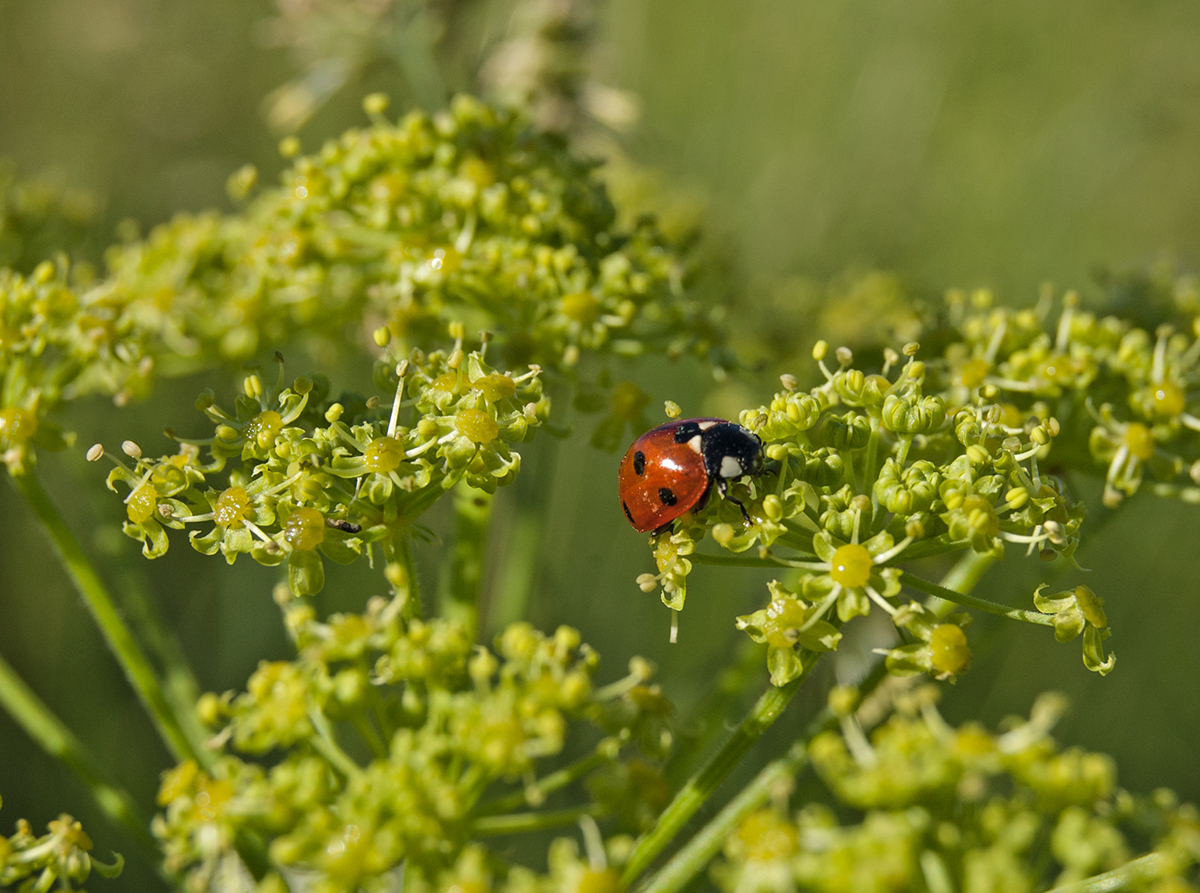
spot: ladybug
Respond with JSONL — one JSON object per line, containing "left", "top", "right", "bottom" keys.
{"left": 618, "top": 417, "right": 763, "bottom": 533}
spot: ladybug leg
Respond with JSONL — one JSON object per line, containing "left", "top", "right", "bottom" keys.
{"left": 717, "top": 478, "right": 753, "bottom": 526}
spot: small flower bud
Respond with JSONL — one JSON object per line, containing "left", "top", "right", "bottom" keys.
{"left": 664, "top": 400, "right": 682, "bottom": 419}
{"left": 86, "top": 443, "right": 104, "bottom": 461}
{"left": 636, "top": 573, "right": 659, "bottom": 592}
{"left": 121, "top": 440, "right": 141, "bottom": 458}
{"left": 780, "top": 374, "right": 798, "bottom": 391}
{"left": 812, "top": 340, "right": 829, "bottom": 361}
{"left": 362, "top": 92, "right": 390, "bottom": 116}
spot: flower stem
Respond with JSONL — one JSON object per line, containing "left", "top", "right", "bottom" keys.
{"left": 636, "top": 660, "right": 889, "bottom": 893}
{"left": 437, "top": 483, "right": 493, "bottom": 637}
{"left": 620, "top": 659, "right": 816, "bottom": 887}
{"left": 470, "top": 805, "right": 600, "bottom": 837}
{"left": 1043, "top": 851, "right": 1179, "bottom": 893}
{"left": 0, "top": 650, "right": 159, "bottom": 858}
{"left": 10, "top": 470, "right": 200, "bottom": 765}
{"left": 899, "top": 569, "right": 1054, "bottom": 626}
{"left": 475, "top": 745, "right": 615, "bottom": 816}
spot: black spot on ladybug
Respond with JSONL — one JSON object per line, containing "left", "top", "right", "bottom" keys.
{"left": 658, "top": 487, "right": 677, "bottom": 506}
{"left": 623, "top": 502, "right": 635, "bottom": 524}
{"left": 633, "top": 450, "right": 646, "bottom": 475}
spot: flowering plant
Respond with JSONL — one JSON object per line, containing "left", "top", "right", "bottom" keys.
{"left": 1, "top": 27, "right": 1199, "bottom": 893}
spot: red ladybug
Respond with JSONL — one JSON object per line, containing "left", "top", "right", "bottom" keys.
{"left": 618, "top": 417, "right": 763, "bottom": 533}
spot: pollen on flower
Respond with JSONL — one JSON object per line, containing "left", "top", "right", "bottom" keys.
{"left": 282, "top": 506, "right": 325, "bottom": 550}
{"left": 830, "top": 543, "right": 873, "bottom": 588}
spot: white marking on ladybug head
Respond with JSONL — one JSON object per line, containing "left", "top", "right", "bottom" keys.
{"left": 697, "top": 420, "right": 717, "bottom": 430}
{"left": 719, "top": 455, "right": 743, "bottom": 478}
{"left": 686, "top": 435, "right": 702, "bottom": 454}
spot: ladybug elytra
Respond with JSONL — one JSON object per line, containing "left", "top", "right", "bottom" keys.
{"left": 618, "top": 417, "right": 763, "bottom": 533}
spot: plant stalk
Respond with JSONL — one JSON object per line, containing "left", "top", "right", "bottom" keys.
{"left": 10, "top": 470, "right": 198, "bottom": 765}
{"left": 0, "top": 650, "right": 159, "bottom": 858}
{"left": 620, "top": 659, "right": 816, "bottom": 887}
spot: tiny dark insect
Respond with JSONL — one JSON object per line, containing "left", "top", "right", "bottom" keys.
{"left": 617, "top": 417, "right": 763, "bottom": 533}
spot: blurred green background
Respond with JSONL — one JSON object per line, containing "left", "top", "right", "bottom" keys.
{"left": 3, "top": 0, "right": 1200, "bottom": 888}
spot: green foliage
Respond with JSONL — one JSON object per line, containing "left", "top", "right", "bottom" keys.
{"left": 2, "top": 75, "right": 1200, "bottom": 893}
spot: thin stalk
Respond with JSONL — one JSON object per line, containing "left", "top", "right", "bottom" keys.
{"left": 667, "top": 638, "right": 764, "bottom": 783}
{"left": 437, "top": 484, "right": 493, "bottom": 637}
{"left": 620, "top": 660, "right": 816, "bottom": 887}
{"left": 470, "top": 805, "right": 600, "bottom": 837}
{"left": 1043, "top": 852, "right": 1178, "bottom": 893}
{"left": 10, "top": 471, "right": 197, "bottom": 764}
{"left": 110, "top": 570, "right": 208, "bottom": 760}
{"left": 0, "top": 651, "right": 159, "bottom": 859}
{"left": 638, "top": 661, "right": 890, "bottom": 893}
{"left": 638, "top": 742, "right": 806, "bottom": 893}
{"left": 484, "top": 433, "right": 562, "bottom": 637}
{"left": 475, "top": 747, "right": 614, "bottom": 816}
{"left": 899, "top": 570, "right": 1054, "bottom": 626}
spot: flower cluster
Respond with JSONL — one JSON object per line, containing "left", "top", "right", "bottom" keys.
{"left": 0, "top": 799, "right": 123, "bottom": 891}
{"left": 0, "top": 161, "right": 97, "bottom": 274}
{"left": 713, "top": 688, "right": 1200, "bottom": 893}
{"left": 1, "top": 97, "right": 705, "bottom": 482}
{"left": 98, "top": 339, "right": 546, "bottom": 596}
{"left": 934, "top": 284, "right": 1200, "bottom": 508}
{"left": 99, "top": 94, "right": 708, "bottom": 379}
{"left": 154, "top": 588, "right": 672, "bottom": 893}
{"left": 638, "top": 341, "right": 1093, "bottom": 683}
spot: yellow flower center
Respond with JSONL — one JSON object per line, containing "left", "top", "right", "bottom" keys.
{"left": 455, "top": 408, "right": 499, "bottom": 444}
{"left": 830, "top": 543, "right": 873, "bottom": 588}
{"left": 930, "top": 623, "right": 971, "bottom": 675}
{"left": 282, "top": 506, "right": 326, "bottom": 550}
{"left": 242, "top": 410, "right": 282, "bottom": 450}
{"left": 1124, "top": 422, "right": 1156, "bottom": 461}
{"left": 126, "top": 482, "right": 158, "bottom": 524}
{"left": 0, "top": 407, "right": 38, "bottom": 446}
{"left": 214, "top": 487, "right": 252, "bottom": 529}
{"left": 364, "top": 436, "right": 405, "bottom": 473}
{"left": 1151, "top": 383, "right": 1186, "bottom": 418}
{"left": 473, "top": 373, "right": 516, "bottom": 402}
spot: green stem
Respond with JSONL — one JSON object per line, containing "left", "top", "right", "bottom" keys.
{"left": 10, "top": 471, "right": 198, "bottom": 764}
{"left": 110, "top": 570, "right": 208, "bottom": 760}
{"left": 637, "top": 661, "right": 890, "bottom": 893}
{"left": 620, "top": 660, "right": 816, "bottom": 887}
{"left": 307, "top": 709, "right": 363, "bottom": 780}
{"left": 1043, "top": 852, "right": 1178, "bottom": 893}
{"left": 476, "top": 746, "right": 615, "bottom": 816}
{"left": 437, "top": 484, "right": 493, "bottom": 638}
{"left": 667, "top": 638, "right": 764, "bottom": 783}
{"left": 470, "top": 805, "right": 600, "bottom": 837}
{"left": 0, "top": 650, "right": 159, "bottom": 859}
{"left": 899, "top": 569, "right": 1054, "bottom": 627}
